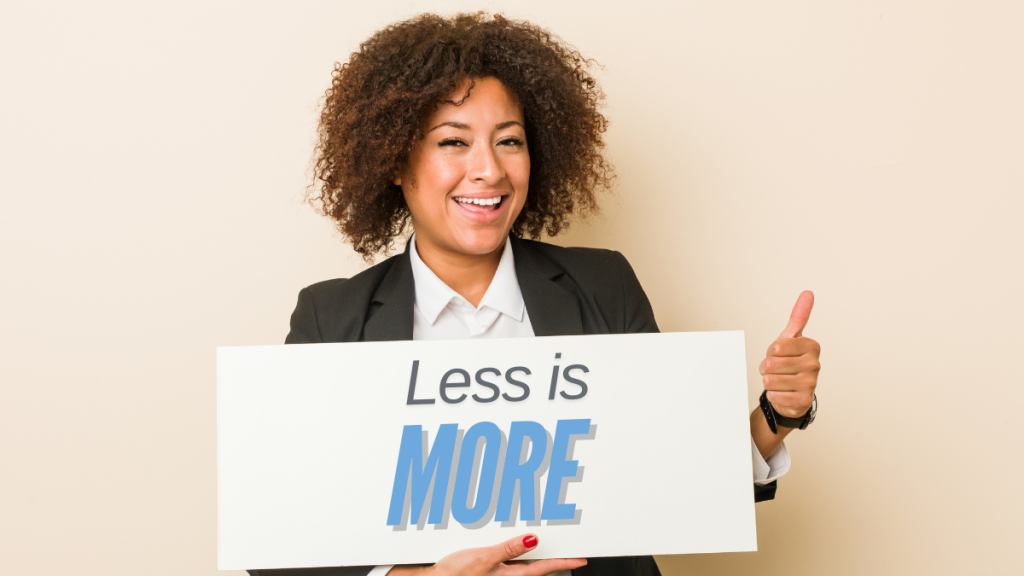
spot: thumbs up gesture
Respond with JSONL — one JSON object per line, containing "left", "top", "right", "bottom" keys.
{"left": 758, "top": 291, "right": 820, "bottom": 419}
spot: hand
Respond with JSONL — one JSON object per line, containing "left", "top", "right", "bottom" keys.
{"left": 389, "top": 534, "right": 587, "bottom": 576}
{"left": 758, "top": 291, "right": 820, "bottom": 420}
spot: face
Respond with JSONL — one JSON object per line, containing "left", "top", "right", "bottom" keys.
{"left": 394, "top": 77, "right": 530, "bottom": 259}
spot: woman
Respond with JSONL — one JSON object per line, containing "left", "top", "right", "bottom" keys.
{"left": 256, "top": 12, "right": 820, "bottom": 576}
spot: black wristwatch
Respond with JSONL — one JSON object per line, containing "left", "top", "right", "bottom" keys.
{"left": 759, "top": 390, "right": 816, "bottom": 434}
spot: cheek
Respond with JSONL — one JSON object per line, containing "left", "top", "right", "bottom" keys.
{"left": 495, "top": 150, "right": 529, "bottom": 190}
{"left": 415, "top": 155, "right": 463, "bottom": 197}
{"left": 509, "top": 156, "right": 531, "bottom": 202}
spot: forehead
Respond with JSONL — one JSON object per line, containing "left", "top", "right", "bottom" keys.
{"left": 424, "top": 77, "right": 524, "bottom": 126}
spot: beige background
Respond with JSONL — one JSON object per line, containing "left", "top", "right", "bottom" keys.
{"left": 1, "top": 1, "right": 1021, "bottom": 574}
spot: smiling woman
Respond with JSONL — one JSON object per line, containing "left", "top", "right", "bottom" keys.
{"left": 393, "top": 77, "right": 532, "bottom": 306}
{"left": 308, "top": 12, "right": 612, "bottom": 260}
{"left": 263, "top": 10, "right": 821, "bottom": 576}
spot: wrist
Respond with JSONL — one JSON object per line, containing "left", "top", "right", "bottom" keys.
{"left": 759, "top": 390, "right": 816, "bottom": 434}
{"left": 751, "top": 407, "right": 789, "bottom": 460}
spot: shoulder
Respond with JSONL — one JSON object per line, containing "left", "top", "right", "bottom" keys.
{"left": 516, "top": 236, "right": 628, "bottom": 267}
{"left": 515, "top": 237, "right": 637, "bottom": 284}
{"left": 286, "top": 252, "right": 406, "bottom": 344}
{"left": 514, "top": 237, "right": 658, "bottom": 334}
{"left": 301, "top": 252, "right": 404, "bottom": 304}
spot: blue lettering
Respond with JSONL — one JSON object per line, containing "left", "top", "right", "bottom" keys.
{"left": 541, "top": 418, "right": 591, "bottom": 520}
{"left": 386, "top": 423, "right": 457, "bottom": 526}
{"left": 495, "top": 421, "right": 548, "bottom": 522}
{"left": 386, "top": 419, "right": 593, "bottom": 526}
{"left": 451, "top": 421, "right": 503, "bottom": 525}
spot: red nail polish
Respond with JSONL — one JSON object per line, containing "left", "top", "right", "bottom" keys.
{"left": 523, "top": 535, "right": 538, "bottom": 548}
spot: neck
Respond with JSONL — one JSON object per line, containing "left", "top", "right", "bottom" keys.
{"left": 414, "top": 237, "right": 503, "bottom": 308}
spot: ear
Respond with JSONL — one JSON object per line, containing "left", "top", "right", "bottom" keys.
{"left": 391, "top": 164, "right": 403, "bottom": 187}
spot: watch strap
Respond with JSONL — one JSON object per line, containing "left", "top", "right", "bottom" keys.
{"left": 759, "top": 389, "right": 779, "bottom": 434}
{"left": 759, "top": 390, "right": 815, "bottom": 434}
{"left": 774, "top": 411, "right": 812, "bottom": 430}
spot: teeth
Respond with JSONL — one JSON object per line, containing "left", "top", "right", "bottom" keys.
{"left": 455, "top": 196, "right": 502, "bottom": 206}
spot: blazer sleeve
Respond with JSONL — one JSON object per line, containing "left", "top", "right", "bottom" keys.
{"left": 613, "top": 251, "right": 659, "bottom": 334}
{"left": 285, "top": 287, "right": 324, "bottom": 344}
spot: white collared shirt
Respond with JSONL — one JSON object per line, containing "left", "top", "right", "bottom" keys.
{"left": 410, "top": 235, "right": 535, "bottom": 340}
{"left": 371, "top": 235, "right": 789, "bottom": 576}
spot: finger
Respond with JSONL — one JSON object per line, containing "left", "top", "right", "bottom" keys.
{"left": 766, "top": 390, "right": 815, "bottom": 418}
{"left": 760, "top": 356, "right": 820, "bottom": 376}
{"left": 504, "top": 558, "right": 589, "bottom": 576}
{"left": 762, "top": 373, "right": 816, "bottom": 391}
{"left": 766, "top": 389, "right": 814, "bottom": 404}
{"left": 490, "top": 534, "right": 541, "bottom": 564}
{"left": 780, "top": 290, "right": 815, "bottom": 338}
{"left": 767, "top": 337, "right": 821, "bottom": 358}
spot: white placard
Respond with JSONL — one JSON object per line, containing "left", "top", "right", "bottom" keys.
{"left": 217, "top": 332, "right": 756, "bottom": 570}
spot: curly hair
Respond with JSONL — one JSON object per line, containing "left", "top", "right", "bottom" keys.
{"left": 309, "top": 12, "right": 614, "bottom": 258}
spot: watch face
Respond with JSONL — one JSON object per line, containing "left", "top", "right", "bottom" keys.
{"left": 807, "top": 395, "right": 817, "bottom": 423}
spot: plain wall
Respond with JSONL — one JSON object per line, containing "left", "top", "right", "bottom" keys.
{"left": 1, "top": 1, "right": 1021, "bottom": 574}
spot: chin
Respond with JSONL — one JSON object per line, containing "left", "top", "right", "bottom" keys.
{"left": 453, "top": 231, "right": 509, "bottom": 255}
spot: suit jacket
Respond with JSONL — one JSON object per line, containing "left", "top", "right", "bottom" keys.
{"left": 248, "top": 236, "right": 776, "bottom": 576}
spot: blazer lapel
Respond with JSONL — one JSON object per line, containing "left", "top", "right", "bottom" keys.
{"left": 361, "top": 236, "right": 583, "bottom": 340}
{"left": 362, "top": 246, "right": 415, "bottom": 341}
{"left": 511, "top": 236, "right": 584, "bottom": 337}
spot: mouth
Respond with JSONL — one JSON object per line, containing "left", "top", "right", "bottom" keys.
{"left": 452, "top": 195, "right": 506, "bottom": 213}
{"left": 450, "top": 194, "right": 511, "bottom": 224}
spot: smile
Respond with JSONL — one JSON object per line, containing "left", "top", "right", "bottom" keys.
{"left": 454, "top": 196, "right": 504, "bottom": 209}
{"left": 451, "top": 194, "right": 509, "bottom": 223}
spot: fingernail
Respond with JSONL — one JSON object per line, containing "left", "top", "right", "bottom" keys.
{"left": 523, "top": 535, "right": 538, "bottom": 548}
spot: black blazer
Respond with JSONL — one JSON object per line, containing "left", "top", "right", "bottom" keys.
{"left": 249, "top": 236, "right": 776, "bottom": 576}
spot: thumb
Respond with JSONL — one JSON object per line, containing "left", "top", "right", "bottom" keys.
{"left": 490, "top": 534, "right": 539, "bottom": 564}
{"left": 780, "top": 290, "right": 815, "bottom": 338}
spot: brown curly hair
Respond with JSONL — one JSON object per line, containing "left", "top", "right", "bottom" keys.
{"left": 309, "top": 12, "right": 614, "bottom": 258}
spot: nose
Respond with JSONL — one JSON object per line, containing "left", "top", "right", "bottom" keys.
{"left": 467, "top": 143, "right": 505, "bottom": 185}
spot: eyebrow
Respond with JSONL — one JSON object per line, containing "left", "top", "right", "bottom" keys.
{"left": 427, "top": 120, "right": 524, "bottom": 132}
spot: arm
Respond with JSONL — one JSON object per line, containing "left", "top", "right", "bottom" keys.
{"left": 751, "top": 406, "right": 795, "bottom": 461}
{"left": 613, "top": 251, "right": 659, "bottom": 334}
{"left": 285, "top": 287, "right": 324, "bottom": 344}
{"left": 750, "top": 292, "right": 820, "bottom": 467}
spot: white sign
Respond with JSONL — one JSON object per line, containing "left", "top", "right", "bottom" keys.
{"left": 217, "top": 332, "right": 757, "bottom": 570}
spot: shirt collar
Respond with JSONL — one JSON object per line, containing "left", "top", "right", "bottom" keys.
{"left": 408, "top": 234, "right": 525, "bottom": 326}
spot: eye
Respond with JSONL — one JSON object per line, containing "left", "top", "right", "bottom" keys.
{"left": 498, "top": 137, "right": 525, "bottom": 147}
{"left": 438, "top": 138, "right": 467, "bottom": 147}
